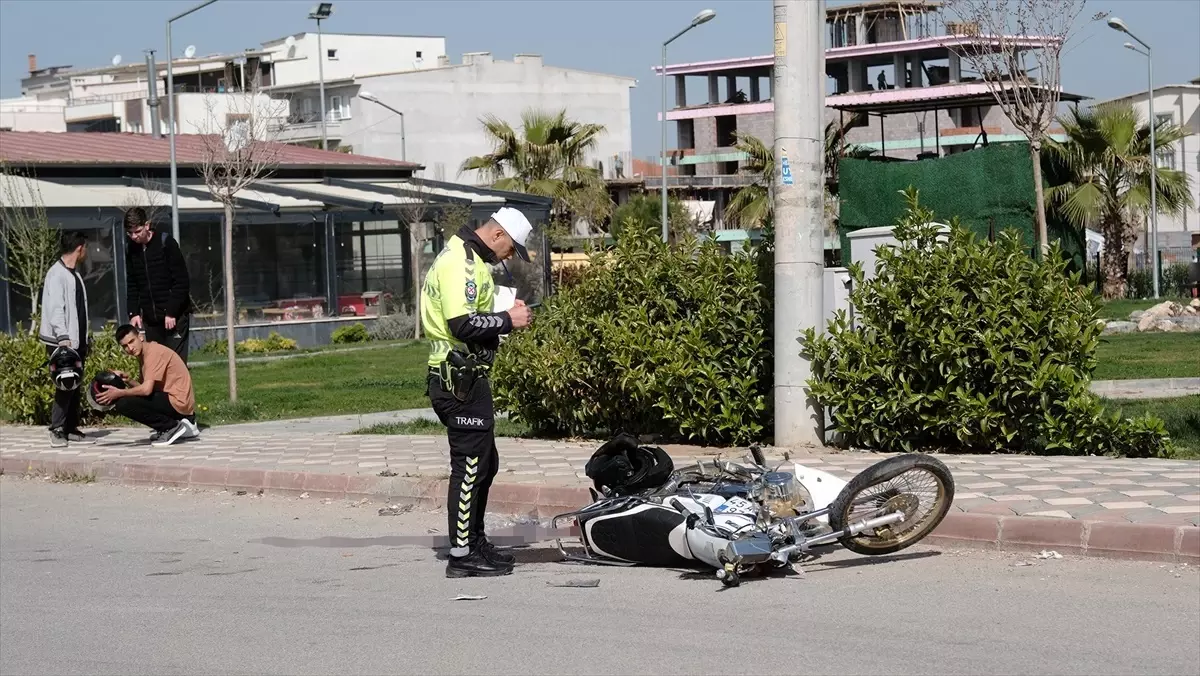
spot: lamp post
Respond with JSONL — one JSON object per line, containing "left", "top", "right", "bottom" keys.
{"left": 1108, "top": 16, "right": 1159, "bottom": 299}
{"left": 660, "top": 9, "right": 716, "bottom": 244}
{"left": 358, "top": 91, "right": 406, "bottom": 161}
{"left": 309, "top": 2, "right": 334, "bottom": 152}
{"left": 166, "top": 0, "right": 219, "bottom": 242}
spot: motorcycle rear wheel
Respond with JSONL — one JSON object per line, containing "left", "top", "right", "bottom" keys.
{"left": 827, "top": 454, "right": 954, "bottom": 556}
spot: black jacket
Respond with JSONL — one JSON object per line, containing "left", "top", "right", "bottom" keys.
{"left": 126, "top": 230, "right": 192, "bottom": 324}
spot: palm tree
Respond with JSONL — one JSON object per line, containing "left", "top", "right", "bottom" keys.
{"left": 723, "top": 121, "right": 876, "bottom": 230}
{"left": 460, "top": 108, "right": 613, "bottom": 236}
{"left": 1045, "top": 103, "right": 1194, "bottom": 299}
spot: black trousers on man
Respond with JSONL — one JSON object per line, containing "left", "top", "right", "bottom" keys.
{"left": 46, "top": 344, "right": 87, "bottom": 433}
{"left": 143, "top": 313, "right": 190, "bottom": 364}
{"left": 114, "top": 391, "right": 190, "bottom": 434}
{"left": 428, "top": 372, "right": 500, "bottom": 557}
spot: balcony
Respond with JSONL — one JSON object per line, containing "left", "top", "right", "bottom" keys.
{"left": 269, "top": 111, "right": 348, "bottom": 144}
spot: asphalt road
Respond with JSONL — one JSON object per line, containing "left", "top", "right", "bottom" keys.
{"left": 1, "top": 477, "right": 1198, "bottom": 676}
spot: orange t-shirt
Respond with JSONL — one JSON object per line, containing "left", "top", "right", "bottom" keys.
{"left": 140, "top": 341, "right": 196, "bottom": 415}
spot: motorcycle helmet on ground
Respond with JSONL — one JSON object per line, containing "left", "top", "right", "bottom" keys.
{"left": 584, "top": 432, "right": 674, "bottom": 497}
{"left": 47, "top": 346, "right": 83, "bottom": 392}
{"left": 85, "top": 370, "right": 128, "bottom": 413}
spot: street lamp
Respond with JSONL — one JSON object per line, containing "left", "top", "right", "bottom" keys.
{"left": 660, "top": 8, "right": 716, "bottom": 243}
{"left": 1108, "top": 16, "right": 1160, "bottom": 299}
{"left": 358, "top": 91, "right": 406, "bottom": 161}
{"left": 309, "top": 2, "right": 334, "bottom": 152}
{"left": 166, "top": 0, "right": 219, "bottom": 242}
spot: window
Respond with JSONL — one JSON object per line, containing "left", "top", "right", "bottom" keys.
{"left": 1155, "top": 113, "right": 1172, "bottom": 128}
{"left": 327, "top": 48, "right": 338, "bottom": 60}
{"left": 1156, "top": 149, "right": 1176, "bottom": 170}
{"left": 329, "top": 95, "right": 350, "bottom": 120}
{"left": 416, "top": 50, "right": 422, "bottom": 58}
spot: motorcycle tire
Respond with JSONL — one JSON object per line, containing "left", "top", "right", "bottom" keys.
{"left": 827, "top": 454, "right": 955, "bottom": 556}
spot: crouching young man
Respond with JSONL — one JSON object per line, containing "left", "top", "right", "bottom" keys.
{"left": 96, "top": 324, "right": 199, "bottom": 446}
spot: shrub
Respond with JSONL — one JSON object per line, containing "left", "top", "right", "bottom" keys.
{"left": 331, "top": 322, "right": 371, "bottom": 344}
{"left": 369, "top": 312, "right": 416, "bottom": 341}
{"left": 236, "top": 332, "right": 297, "bottom": 354}
{"left": 800, "top": 189, "right": 1173, "bottom": 458}
{"left": 491, "top": 216, "right": 772, "bottom": 446}
{"left": 1162, "top": 262, "right": 1191, "bottom": 298}
{"left": 0, "top": 327, "right": 139, "bottom": 426}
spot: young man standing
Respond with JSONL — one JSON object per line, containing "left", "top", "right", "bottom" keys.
{"left": 95, "top": 324, "right": 200, "bottom": 447}
{"left": 123, "top": 207, "right": 194, "bottom": 363}
{"left": 38, "top": 231, "right": 90, "bottom": 447}
{"left": 422, "top": 207, "right": 534, "bottom": 578}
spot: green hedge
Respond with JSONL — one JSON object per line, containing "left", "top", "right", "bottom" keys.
{"left": 1, "top": 326, "right": 139, "bottom": 426}
{"left": 491, "top": 217, "right": 772, "bottom": 445}
{"left": 801, "top": 189, "right": 1174, "bottom": 458}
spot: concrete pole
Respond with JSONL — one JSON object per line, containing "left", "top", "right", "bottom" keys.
{"left": 772, "top": 0, "right": 826, "bottom": 449}
{"left": 316, "top": 18, "right": 328, "bottom": 152}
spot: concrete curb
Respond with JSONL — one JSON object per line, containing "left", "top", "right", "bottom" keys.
{"left": 4, "top": 455, "right": 1196, "bottom": 564}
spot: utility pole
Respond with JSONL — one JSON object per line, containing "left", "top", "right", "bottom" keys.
{"left": 145, "top": 50, "right": 161, "bottom": 139}
{"left": 772, "top": 0, "right": 825, "bottom": 449}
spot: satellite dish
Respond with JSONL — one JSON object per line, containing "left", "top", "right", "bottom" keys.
{"left": 285, "top": 36, "right": 296, "bottom": 48}
{"left": 111, "top": 54, "right": 122, "bottom": 66}
{"left": 234, "top": 56, "right": 247, "bottom": 66}
{"left": 184, "top": 45, "right": 197, "bottom": 59}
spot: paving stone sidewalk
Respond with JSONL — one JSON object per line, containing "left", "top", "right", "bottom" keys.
{"left": 2, "top": 423, "right": 1197, "bottom": 527}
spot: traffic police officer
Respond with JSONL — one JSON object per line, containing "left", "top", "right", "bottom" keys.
{"left": 422, "top": 207, "right": 534, "bottom": 578}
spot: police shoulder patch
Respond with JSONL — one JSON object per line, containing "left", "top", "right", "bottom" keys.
{"left": 465, "top": 279, "right": 478, "bottom": 303}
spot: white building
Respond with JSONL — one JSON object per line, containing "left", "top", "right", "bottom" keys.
{"left": 1092, "top": 76, "right": 1200, "bottom": 254}
{"left": 265, "top": 50, "right": 636, "bottom": 185}
{"left": 3, "top": 38, "right": 637, "bottom": 192}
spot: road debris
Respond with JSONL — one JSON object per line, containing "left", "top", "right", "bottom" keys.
{"left": 378, "top": 469, "right": 398, "bottom": 477}
{"left": 298, "top": 492, "right": 309, "bottom": 499}
{"left": 378, "top": 504, "right": 413, "bottom": 516}
{"left": 1035, "top": 550, "right": 1062, "bottom": 560}
{"left": 548, "top": 578, "right": 600, "bottom": 588}
{"left": 453, "top": 594, "right": 487, "bottom": 601}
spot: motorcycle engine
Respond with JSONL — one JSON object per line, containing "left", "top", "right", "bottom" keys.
{"left": 760, "top": 471, "right": 807, "bottom": 518}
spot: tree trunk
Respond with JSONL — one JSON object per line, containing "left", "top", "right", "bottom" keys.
{"left": 410, "top": 226, "right": 422, "bottom": 340}
{"left": 223, "top": 203, "right": 238, "bottom": 403}
{"left": 1029, "top": 142, "right": 1049, "bottom": 256}
{"left": 28, "top": 293, "right": 39, "bottom": 335}
{"left": 1101, "top": 218, "right": 1130, "bottom": 300}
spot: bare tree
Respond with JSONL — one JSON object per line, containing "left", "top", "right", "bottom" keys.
{"left": 0, "top": 163, "right": 60, "bottom": 333}
{"left": 395, "top": 176, "right": 437, "bottom": 340}
{"left": 117, "top": 172, "right": 169, "bottom": 227}
{"left": 194, "top": 81, "right": 285, "bottom": 402}
{"left": 943, "top": 0, "right": 1089, "bottom": 253}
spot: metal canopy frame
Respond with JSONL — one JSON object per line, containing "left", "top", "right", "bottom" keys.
{"left": 249, "top": 181, "right": 385, "bottom": 214}
{"left": 122, "top": 176, "right": 283, "bottom": 216}
{"left": 322, "top": 177, "right": 474, "bottom": 207}
{"left": 405, "top": 176, "right": 555, "bottom": 208}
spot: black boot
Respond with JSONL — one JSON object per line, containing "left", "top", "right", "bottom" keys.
{"left": 480, "top": 538, "right": 516, "bottom": 566}
{"left": 446, "top": 549, "right": 513, "bottom": 578}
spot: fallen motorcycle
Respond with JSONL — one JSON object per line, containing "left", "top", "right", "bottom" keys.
{"left": 552, "top": 439, "right": 955, "bottom": 587}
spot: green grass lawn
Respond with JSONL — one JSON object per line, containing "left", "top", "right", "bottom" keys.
{"left": 355, "top": 417, "right": 532, "bottom": 438}
{"left": 1101, "top": 396, "right": 1200, "bottom": 459}
{"left": 1093, "top": 333, "right": 1200, "bottom": 380}
{"left": 193, "top": 341, "right": 431, "bottom": 425}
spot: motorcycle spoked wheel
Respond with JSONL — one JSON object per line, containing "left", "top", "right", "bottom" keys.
{"left": 826, "top": 454, "right": 955, "bottom": 556}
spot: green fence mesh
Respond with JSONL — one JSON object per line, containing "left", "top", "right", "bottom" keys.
{"left": 837, "top": 143, "right": 1085, "bottom": 270}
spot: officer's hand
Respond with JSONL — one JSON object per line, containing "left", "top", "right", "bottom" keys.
{"left": 58, "top": 339, "right": 71, "bottom": 347}
{"left": 130, "top": 315, "right": 143, "bottom": 329}
{"left": 508, "top": 304, "right": 532, "bottom": 329}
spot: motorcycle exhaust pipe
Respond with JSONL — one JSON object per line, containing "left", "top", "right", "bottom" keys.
{"left": 770, "top": 511, "right": 907, "bottom": 562}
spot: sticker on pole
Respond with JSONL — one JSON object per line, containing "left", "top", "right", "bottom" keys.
{"left": 780, "top": 151, "right": 794, "bottom": 186}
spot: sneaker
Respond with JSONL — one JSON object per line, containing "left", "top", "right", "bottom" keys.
{"left": 479, "top": 538, "right": 516, "bottom": 566}
{"left": 49, "top": 430, "right": 68, "bottom": 448}
{"left": 181, "top": 418, "right": 200, "bottom": 439}
{"left": 152, "top": 422, "right": 189, "bottom": 447}
{"left": 64, "top": 429, "right": 90, "bottom": 443}
{"left": 445, "top": 550, "right": 514, "bottom": 578}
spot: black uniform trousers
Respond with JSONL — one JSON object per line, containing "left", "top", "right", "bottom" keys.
{"left": 428, "top": 371, "right": 500, "bottom": 556}
{"left": 45, "top": 344, "right": 87, "bottom": 433}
